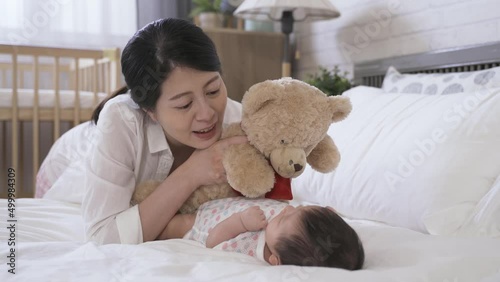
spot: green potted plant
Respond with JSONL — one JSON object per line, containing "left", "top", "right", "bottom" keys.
{"left": 305, "top": 66, "right": 354, "bottom": 96}
{"left": 190, "top": 0, "right": 223, "bottom": 29}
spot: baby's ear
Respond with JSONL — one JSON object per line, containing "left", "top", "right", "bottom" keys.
{"left": 269, "top": 254, "right": 281, "bottom": 266}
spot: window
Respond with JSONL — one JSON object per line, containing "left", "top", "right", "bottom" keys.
{"left": 0, "top": 0, "right": 138, "bottom": 48}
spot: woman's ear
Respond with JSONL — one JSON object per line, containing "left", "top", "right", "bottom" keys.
{"left": 269, "top": 254, "right": 281, "bottom": 266}
{"left": 144, "top": 108, "right": 158, "bottom": 122}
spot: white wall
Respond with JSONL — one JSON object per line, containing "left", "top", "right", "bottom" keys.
{"left": 295, "top": 0, "right": 500, "bottom": 79}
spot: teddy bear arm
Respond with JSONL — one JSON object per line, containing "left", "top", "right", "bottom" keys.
{"left": 179, "top": 183, "right": 237, "bottom": 214}
{"left": 307, "top": 135, "right": 341, "bottom": 173}
{"left": 132, "top": 180, "right": 162, "bottom": 205}
{"left": 224, "top": 143, "right": 275, "bottom": 198}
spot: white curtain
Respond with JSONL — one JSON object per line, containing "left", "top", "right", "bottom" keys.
{"left": 0, "top": 0, "right": 138, "bottom": 49}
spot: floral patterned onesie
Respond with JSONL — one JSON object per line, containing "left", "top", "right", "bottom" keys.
{"left": 183, "top": 197, "right": 287, "bottom": 262}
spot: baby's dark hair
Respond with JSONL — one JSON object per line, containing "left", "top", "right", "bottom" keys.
{"left": 274, "top": 207, "right": 364, "bottom": 269}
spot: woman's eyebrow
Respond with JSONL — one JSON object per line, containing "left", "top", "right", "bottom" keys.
{"left": 204, "top": 75, "right": 220, "bottom": 87}
{"left": 169, "top": 91, "right": 192, "bottom": 101}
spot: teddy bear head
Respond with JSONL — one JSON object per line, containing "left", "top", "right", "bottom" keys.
{"left": 240, "top": 77, "right": 351, "bottom": 178}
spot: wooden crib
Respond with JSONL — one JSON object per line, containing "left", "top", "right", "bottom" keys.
{"left": 0, "top": 44, "right": 121, "bottom": 198}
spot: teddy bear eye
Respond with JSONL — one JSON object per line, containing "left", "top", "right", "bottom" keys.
{"left": 280, "top": 139, "right": 286, "bottom": 144}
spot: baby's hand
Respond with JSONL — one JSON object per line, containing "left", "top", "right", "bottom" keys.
{"left": 240, "top": 206, "right": 267, "bottom": 232}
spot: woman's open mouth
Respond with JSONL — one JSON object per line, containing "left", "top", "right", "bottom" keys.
{"left": 193, "top": 124, "right": 216, "bottom": 140}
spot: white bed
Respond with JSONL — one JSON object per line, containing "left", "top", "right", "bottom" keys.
{"left": 1, "top": 198, "right": 500, "bottom": 282}
{"left": 2, "top": 43, "right": 500, "bottom": 281}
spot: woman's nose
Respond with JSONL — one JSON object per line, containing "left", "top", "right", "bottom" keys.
{"left": 195, "top": 100, "right": 215, "bottom": 121}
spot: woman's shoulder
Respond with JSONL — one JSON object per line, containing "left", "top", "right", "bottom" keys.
{"left": 224, "top": 97, "right": 242, "bottom": 125}
{"left": 100, "top": 93, "right": 144, "bottom": 123}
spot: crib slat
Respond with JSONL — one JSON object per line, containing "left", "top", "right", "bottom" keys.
{"left": 114, "top": 49, "right": 121, "bottom": 92}
{"left": 107, "top": 61, "right": 111, "bottom": 94}
{"left": 74, "top": 58, "right": 81, "bottom": 125}
{"left": 11, "top": 53, "right": 19, "bottom": 198}
{"left": 33, "top": 56, "right": 40, "bottom": 194}
{"left": 94, "top": 58, "right": 99, "bottom": 107}
{"left": 54, "top": 57, "right": 61, "bottom": 140}
{"left": 19, "top": 122, "right": 24, "bottom": 192}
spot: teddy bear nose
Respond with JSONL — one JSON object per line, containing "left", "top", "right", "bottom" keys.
{"left": 294, "top": 164, "right": 303, "bottom": 172}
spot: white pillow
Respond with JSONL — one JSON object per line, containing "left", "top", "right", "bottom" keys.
{"left": 382, "top": 66, "right": 500, "bottom": 94}
{"left": 293, "top": 85, "right": 500, "bottom": 236}
{"left": 455, "top": 174, "right": 500, "bottom": 237}
{"left": 291, "top": 86, "right": 383, "bottom": 206}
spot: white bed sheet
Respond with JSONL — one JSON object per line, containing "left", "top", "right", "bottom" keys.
{"left": 0, "top": 88, "right": 107, "bottom": 109}
{"left": 1, "top": 198, "right": 500, "bottom": 282}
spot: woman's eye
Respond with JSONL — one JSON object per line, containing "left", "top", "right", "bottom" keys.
{"left": 207, "top": 89, "right": 220, "bottom": 95}
{"left": 177, "top": 102, "right": 192, "bottom": 109}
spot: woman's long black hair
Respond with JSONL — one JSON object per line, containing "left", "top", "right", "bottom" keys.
{"left": 92, "top": 18, "right": 221, "bottom": 124}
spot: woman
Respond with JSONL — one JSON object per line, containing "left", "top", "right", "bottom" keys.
{"left": 44, "top": 18, "right": 247, "bottom": 244}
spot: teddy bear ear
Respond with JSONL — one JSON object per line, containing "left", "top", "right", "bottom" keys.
{"left": 328, "top": 96, "right": 352, "bottom": 123}
{"left": 242, "top": 80, "right": 283, "bottom": 115}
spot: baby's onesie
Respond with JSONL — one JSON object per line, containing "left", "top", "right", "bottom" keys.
{"left": 183, "top": 197, "right": 287, "bottom": 262}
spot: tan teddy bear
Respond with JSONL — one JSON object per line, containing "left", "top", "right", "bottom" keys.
{"left": 132, "top": 77, "right": 352, "bottom": 214}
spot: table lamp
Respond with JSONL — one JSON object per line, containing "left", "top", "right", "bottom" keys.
{"left": 233, "top": 0, "right": 340, "bottom": 77}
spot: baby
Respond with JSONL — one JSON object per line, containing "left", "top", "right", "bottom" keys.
{"left": 162, "top": 197, "right": 364, "bottom": 269}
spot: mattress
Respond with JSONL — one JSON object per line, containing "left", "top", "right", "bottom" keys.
{"left": 1, "top": 198, "right": 499, "bottom": 282}
{"left": 0, "top": 88, "right": 107, "bottom": 109}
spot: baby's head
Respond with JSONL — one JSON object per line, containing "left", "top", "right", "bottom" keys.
{"left": 265, "top": 205, "right": 364, "bottom": 269}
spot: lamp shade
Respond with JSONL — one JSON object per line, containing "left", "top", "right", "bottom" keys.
{"left": 233, "top": 0, "right": 340, "bottom": 22}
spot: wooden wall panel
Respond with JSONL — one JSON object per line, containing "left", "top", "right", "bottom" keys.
{"left": 205, "top": 29, "right": 284, "bottom": 102}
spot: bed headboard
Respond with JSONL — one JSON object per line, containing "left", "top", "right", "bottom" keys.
{"left": 354, "top": 42, "right": 500, "bottom": 88}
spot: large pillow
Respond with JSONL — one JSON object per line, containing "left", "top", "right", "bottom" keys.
{"left": 458, "top": 174, "right": 500, "bottom": 237}
{"left": 292, "top": 85, "right": 500, "bottom": 236}
{"left": 381, "top": 66, "right": 500, "bottom": 94}
{"left": 291, "top": 86, "right": 383, "bottom": 206}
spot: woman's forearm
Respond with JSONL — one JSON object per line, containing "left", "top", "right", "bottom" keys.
{"left": 157, "top": 213, "right": 196, "bottom": 240}
{"left": 138, "top": 163, "right": 198, "bottom": 242}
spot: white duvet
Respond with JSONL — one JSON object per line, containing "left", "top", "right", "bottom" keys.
{"left": 1, "top": 199, "right": 500, "bottom": 282}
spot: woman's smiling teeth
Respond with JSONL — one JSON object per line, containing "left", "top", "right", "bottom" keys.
{"left": 194, "top": 124, "right": 215, "bottom": 133}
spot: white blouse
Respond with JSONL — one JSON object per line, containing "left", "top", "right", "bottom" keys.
{"left": 79, "top": 93, "right": 242, "bottom": 244}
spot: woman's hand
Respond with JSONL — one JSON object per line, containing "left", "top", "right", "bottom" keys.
{"left": 185, "top": 135, "right": 248, "bottom": 188}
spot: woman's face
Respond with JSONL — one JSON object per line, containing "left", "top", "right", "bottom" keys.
{"left": 148, "top": 66, "right": 227, "bottom": 150}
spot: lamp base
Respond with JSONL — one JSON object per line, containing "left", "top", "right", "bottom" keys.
{"left": 282, "top": 62, "right": 291, "bottom": 77}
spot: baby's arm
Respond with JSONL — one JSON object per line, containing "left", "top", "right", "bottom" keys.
{"left": 156, "top": 213, "right": 195, "bottom": 240}
{"left": 206, "top": 206, "right": 267, "bottom": 248}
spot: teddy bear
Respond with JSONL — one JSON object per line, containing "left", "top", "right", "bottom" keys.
{"left": 132, "top": 77, "right": 352, "bottom": 214}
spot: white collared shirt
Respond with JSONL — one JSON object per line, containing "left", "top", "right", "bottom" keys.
{"left": 81, "top": 93, "right": 242, "bottom": 244}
